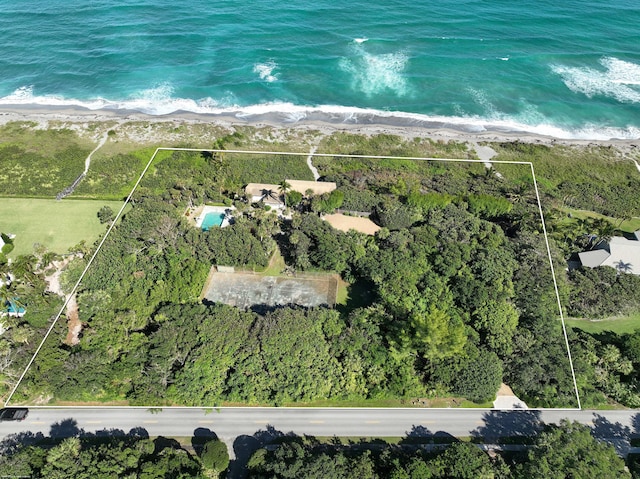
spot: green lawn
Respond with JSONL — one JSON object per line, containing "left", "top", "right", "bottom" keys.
{"left": 559, "top": 207, "right": 640, "bottom": 234}
{"left": 0, "top": 198, "right": 124, "bottom": 257}
{"left": 565, "top": 313, "right": 640, "bottom": 335}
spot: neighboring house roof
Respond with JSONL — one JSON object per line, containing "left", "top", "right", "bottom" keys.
{"left": 578, "top": 249, "right": 611, "bottom": 268}
{"left": 287, "top": 180, "right": 337, "bottom": 196}
{"left": 578, "top": 231, "right": 640, "bottom": 274}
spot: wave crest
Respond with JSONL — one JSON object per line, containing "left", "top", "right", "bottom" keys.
{"left": 339, "top": 44, "right": 410, "bottom": 98}
{"left": 253, "top": 61, "right": 279, "bottom": 83}
{"left": 552, "top": 57, "right": 640, "bottom": 103}
{"left": 1, "top": 87, "right": 639, "bottom": 140}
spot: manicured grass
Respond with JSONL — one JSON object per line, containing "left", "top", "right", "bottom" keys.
{"left": 254, "top": 248, "right": 287, "bottom": 276}
{"left": 0, "top": 198, "right": 124, "bottom": 256}
{"left": 566, "top": 313, "right": 640, "bottom": 335}
{"left": 559, "top": 207, "right": 640, "bottom": 234}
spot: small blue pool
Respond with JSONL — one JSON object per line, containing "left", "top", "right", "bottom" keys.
{"left": 201, "top": 212, "right": 225, "bottom": 231}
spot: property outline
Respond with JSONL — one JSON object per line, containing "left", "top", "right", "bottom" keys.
{"left": 5, "top": 148, "right": 581, "bottom": 410}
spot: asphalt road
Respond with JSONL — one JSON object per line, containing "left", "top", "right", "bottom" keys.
{"left": 2, "top": 407, "right": 638, "bottom": 477}
{"left": 1, "top": 407, "right": 638, "bottom": 444}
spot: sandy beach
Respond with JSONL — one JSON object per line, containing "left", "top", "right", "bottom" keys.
{"left": 0, "top": 105, "right": 639, "bottom": 159}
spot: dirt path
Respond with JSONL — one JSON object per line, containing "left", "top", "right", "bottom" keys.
{"left": 45, "top": 257, "right": 82, "bottom": 346}
{"left": 306, "top": 146, "right": 320, "bottom": 180}
{"left": 56, "top": 130, "right": 111, "bottom": 199}
{"left": 84, "top": 130, "right": 110, "bottom": 174}
{"left": 64, "top": 294, "right": 82, "bottom": 346}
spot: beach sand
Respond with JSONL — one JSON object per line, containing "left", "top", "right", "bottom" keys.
{"left": 0, "top": 104, "right": 639, "bottom": 156}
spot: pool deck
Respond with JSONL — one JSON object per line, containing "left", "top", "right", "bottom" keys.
{"left": 192, "top": 205, "right": 235, "bottom": 229}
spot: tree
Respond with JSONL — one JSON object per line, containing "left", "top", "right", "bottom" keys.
{"left": 278, "top": 180, "right": 292, "bottom": 207}
{"left": 517, "top": 420, "right": 630, "bottom": 479}
{"left": 409, "top": 307, "right": 466, "bottom": 362}
{"left": 97, "top": 205, "right": 115, "bottom": 224}
{"left": 435, "top": 442, "right": 503, "bottom": 479}
{"left": 452, "top": 349, "right": 503, "bottom": 403}
{"left": 201, "top": 439, "right": 229, "bottom": 475}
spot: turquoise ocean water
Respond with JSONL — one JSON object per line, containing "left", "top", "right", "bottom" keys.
{"left": 0, "top": 0, "right": 638, "bottom": 139}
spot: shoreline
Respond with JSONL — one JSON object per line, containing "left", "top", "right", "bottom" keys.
{"left": 0, "top": 104, "right": 639, "bottom": 153}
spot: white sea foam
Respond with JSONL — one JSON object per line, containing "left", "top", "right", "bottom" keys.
{"left": 551, "top": 57, "right": 640, "bottom": 103}
{"left": 253, "top": 61, "right": 279, "bottom": 83}
{"left": 339, "top": 44, "right": 410, "bottom": 98}
{"left": 5, "top": 85, "right": 35, "bottom": 100}
{"left": 1, "top": 86, "right": 639, "bottom": 140}
{"left": 354, "top": 38, "right": 368, "bottom": 44}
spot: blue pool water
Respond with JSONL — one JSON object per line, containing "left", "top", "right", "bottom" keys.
{"left": 201, "top": 212, "right": 225, "bottom": 231}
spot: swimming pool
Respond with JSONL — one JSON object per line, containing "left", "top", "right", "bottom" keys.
{"left": 201, "top": 212, "right": 225, "bottom": 231}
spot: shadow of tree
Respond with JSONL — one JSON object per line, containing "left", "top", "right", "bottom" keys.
{"left": 471, "top": 410, "right": 543, "bottom": 443}
{"left": 0, "top": 431, "right": 46, "bottom": 455}
{"left": 50, "top": 418, "right": 83, "bottom": 439}
{"left": 399, "top": 425, "right": 434, "bottom": 445}
{"left": 229, "top": 425, "right": 291, "bottom": 479}
{"left": 128, "top": 427, "right": 150, "bottom": 439}
{"left": 191, "top": 427, "right": 218, "bottom": 457}
{"left": 591, "top": 413, "right": 631, "bottom": 456}
{"left": 153, "top": 436, "right": 182, "bottom": 456}
{"left": 631, "top": 412, "right": 640, "bottom": 437}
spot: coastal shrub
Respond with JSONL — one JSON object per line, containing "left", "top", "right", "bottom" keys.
{"left": 451, "top": 349, "right": 503, "bottom": 403}
{"left": 406, "top": 191, "right": 454, "bottom": 212}
{"left": 568, "top": 266, "right": 640, "bottom": 319}
{"left": 373, "top": 197, "right": 422, "bottom": 230}
{"left": 201, "top": 440, "right": 229, "bottom": 473}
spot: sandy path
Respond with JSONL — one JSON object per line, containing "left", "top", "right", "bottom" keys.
{"left": 45, "top": 257, "right": 82, "bottom": 346}
{"left": 64, "top": 294, "right": 81, "bottom": 346}
{"left": 306, "top": 146, "right": 320, "bottom": 180}
{"left": 472, "top": 142, "right": 498, "bottom": 167}
{"left": 634, "top": 159, "right": 640, "bottom": 174}
{"left": 84, "top": 130, "right": 110, "bottom": 174}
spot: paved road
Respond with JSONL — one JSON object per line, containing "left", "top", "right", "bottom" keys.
{"left": 1, "top": 407, "right": 638, "bottom": 444}
{"left": 2, "top": 407, "right": 638, "bottom": 477}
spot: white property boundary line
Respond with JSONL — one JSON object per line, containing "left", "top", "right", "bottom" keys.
{"left": 5, "top": 148, "right": 581, "bottom": 410}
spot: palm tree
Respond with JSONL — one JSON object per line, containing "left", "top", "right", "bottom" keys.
{"left": 591, "top": 218, "right": 616, "bottom": 249}
{"left": 260, "top": 188, "right": 279, "bottom": 205}
{"left": 278, "top": 180, "right": 292, "bottom": 207}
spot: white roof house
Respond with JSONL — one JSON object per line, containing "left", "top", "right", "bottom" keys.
{"left": 578, "top": 231, "right": 640, "bottom": 274}
{"left": 244, "top": 183, "right": 285, "bottom": 208}
{"left": 244, "top": 180, "right": 337, "bottom": 208}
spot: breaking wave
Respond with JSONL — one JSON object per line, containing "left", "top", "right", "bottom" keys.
{"left": 1, "top": 85, "right": 639, "bottom": 140}
{"left": 338, "top": 43, "right": 410, "bottom": 98}
{"left": 552, "top": 57, "right": 640, "bottom": 103}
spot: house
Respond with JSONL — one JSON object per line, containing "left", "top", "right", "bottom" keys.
{"left": 578, "top": 230, "right": 640, "bottom": 275}
{"left": 245, "top": 183, "right": 285, "bottom": 208}
{"left": 244, "top": 179, "right": 337, "bottom": 208}
{"left": 287, "top": 180, "right": 336, "bottom": 196}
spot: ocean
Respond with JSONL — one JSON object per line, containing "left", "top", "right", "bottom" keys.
{"left": 0, "top": 0, "right": 638, "bottom": 139}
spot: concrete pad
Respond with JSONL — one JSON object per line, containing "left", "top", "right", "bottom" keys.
{"left": 203, "top": 271, "right": 337, "bottom": 309}
{"left": 493, "top": 383, "right": 528, "bottom": 410}
{"left": 324, "top": 213, "right": 380, "bottom": 235}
